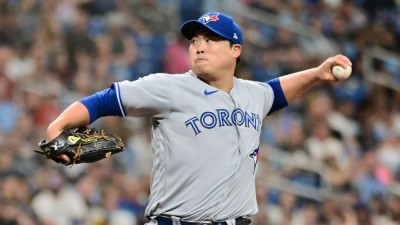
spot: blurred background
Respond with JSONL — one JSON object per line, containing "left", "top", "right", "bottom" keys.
{"left": 0, "top": 0, "right": 400, "bottom": 224}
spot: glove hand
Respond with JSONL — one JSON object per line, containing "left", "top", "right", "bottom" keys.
{"left": 56, "top": 154, "right": 70, "bottom": 164}
{"left": 35, "top": 127, "right": 125, "bottom": 167}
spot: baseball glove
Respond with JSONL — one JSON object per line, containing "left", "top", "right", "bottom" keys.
{"left": 35, "top": 127, "right": 124, "bottom": 167}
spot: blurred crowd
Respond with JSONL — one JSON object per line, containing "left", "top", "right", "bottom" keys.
{"left": 0, "top": 0, "right": 399, "bottom": 225}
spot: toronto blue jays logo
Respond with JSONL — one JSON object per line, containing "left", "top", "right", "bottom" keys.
{"left": 249, "top": 147, "right": 259, "bottom": 173}
{"left": 201, "top": 13, "right": 219, "bottom": 24}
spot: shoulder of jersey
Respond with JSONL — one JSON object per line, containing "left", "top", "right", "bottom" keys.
{"left": 139, "top": 72, "right": 191, "bottom": 81}
{"left": 149, "top": 72, "right": 193, "bottom": 79}
{"left": 234, "top": 77, "right": 265, "bottom": 88}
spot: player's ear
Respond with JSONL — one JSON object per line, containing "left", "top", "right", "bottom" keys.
{"left": 232, "top": 44, "right": 241, "bottom": 59}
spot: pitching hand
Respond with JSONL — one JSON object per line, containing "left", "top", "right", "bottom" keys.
{"left": 315, "top": 54, "right": 352, "bottom": 82}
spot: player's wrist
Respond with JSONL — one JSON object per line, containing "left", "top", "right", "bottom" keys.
{"left": 46, "top": 121, "right": 64, "bottom": 141}
{"left": 310, "top": 67, "right": 321, "bottom": 82}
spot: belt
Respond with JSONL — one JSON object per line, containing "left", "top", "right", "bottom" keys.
{"left": 156, "top": 216, "right": 251, "bottom": 225}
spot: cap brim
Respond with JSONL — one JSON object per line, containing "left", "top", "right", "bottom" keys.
{"left": 181, "top": 20, "right": 207, "bottom": 40}
{"left": 181, "top": 20, "right": 232, "bottom": 43}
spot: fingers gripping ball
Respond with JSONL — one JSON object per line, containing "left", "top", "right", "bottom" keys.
{"left": 35, "top": 127, "right": 125, "bottom": 167}
{"left": 332, "top": 65, "right": 352, "bottom": 80}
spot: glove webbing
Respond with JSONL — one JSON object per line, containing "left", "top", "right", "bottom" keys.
{"left": 69, "top": 129, "right": 123, "bottom": 168}
{"left": 70, "top": 143, "right": 83, "bottom": 168}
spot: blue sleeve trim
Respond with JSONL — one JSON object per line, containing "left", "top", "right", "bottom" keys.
{"left": 112, "top": 83, "right": 127, "bottom": 117}
{"left": 266, "top": 78, "right": 288, "bottom": 115}
{"left": 78, "top": 85, "right": 125, "bottom": 124}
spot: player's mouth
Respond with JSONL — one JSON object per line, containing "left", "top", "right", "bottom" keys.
{"left": 195, "top": 57, "right": 207, "bottom": 63}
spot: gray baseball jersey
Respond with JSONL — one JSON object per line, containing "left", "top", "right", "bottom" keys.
{"left": 114, "top": 70, "right": 274, "bottom": 222}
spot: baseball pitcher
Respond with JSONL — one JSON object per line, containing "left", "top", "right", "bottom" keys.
{"left": 39, "top": 12, "right": 352, "bottom": 225}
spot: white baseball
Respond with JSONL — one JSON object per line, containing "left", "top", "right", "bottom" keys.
{"left": 332, "top": 65, "right": 352, "bottom": 80}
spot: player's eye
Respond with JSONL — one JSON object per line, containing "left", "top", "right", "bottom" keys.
{"left": 191, "top": 39, "right": 198, "bottom": 44}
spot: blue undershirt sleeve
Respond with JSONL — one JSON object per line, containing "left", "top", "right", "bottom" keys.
{"left": 266, "top": 78, "right": 288, "bottom": 115}
{"left": 78, "top": 87, "right": 123, "bottom": 124}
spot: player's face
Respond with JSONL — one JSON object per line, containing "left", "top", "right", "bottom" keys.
{"left": 189, "top": 28, "right": 241, "bottom": 79}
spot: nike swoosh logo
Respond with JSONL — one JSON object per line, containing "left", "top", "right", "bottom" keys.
{"left": 204, "top": 90, "right": 219, "bottom": 95}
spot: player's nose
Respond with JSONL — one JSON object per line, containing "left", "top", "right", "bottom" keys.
{"left": 196, "top": 41, "right": 205, "bottom": 54}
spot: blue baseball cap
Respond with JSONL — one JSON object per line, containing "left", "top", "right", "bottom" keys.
{"left": 181, "top": 12, "right": 243, "bottom": 45}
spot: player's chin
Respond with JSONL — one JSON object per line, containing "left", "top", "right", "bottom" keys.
{"left": 192, "top": 67, "right": 210, "bottom": 77}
